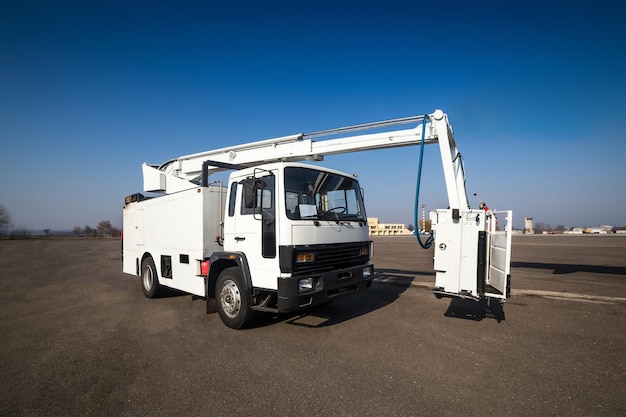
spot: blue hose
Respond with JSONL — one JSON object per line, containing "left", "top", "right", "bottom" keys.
{"left": 414, "top": 117, "right": 434, "bottom": 249}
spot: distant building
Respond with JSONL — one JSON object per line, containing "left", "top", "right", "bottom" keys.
{"left": 585, "top": 225, "right": 613, "bottom": 234}
{"left": 524, "top": 217, "right": 534, "bottom": 235}
{"left": 368, "top": 217, "right": 412, "bottom": 236}
{"left": 569, "top": 226, "right": 615, "bottom": 234}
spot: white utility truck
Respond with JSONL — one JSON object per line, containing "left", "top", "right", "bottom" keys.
{"left": 123, "top": 110, "right": 512, "bottom": 329}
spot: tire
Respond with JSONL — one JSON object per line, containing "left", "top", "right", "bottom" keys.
{"left": 141, "top": 257, "right": 162, "bottom": 298}
{"left": 216, "top": 267, "right": 256, "bottom": 329}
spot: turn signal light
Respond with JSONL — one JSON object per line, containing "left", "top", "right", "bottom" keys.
{"left": 296, "top": 253, "right": 315, "bottom": 263}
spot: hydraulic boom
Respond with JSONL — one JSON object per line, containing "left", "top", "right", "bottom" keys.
{"left": 143, "top": 110, "right": 468, "bottom": 211}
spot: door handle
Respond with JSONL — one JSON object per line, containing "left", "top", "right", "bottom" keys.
{"left": 235, "top": 236, "right": 246, "bottom": 242}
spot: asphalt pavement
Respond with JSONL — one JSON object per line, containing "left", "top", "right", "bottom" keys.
{"left": 0, "top": 235, "right": 624, "bottom": 416}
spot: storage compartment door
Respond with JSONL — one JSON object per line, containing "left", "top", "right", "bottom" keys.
{"left": 485, "top": 210, "right": 512, "bottom": 299}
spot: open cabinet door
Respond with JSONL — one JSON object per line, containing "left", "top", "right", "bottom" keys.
{"left": 485, "top": 210, "right": 513, "bottom": 299}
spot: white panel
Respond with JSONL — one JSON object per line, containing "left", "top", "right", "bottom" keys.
{"left": 433, "top": 209, "right": 487, "bottom": 300}
{"left": 122, "top": 186, "right": 226, "bottom": 297}
{"left": 291, "top": 223, "right": 369, "bottom": 245}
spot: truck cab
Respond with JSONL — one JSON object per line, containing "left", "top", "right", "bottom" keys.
{"left": 214, "top": 162, "right": 373, "bottom": 327}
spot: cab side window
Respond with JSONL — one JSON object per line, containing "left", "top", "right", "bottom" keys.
{"left": 228, "top": 182, "right": 237, "bottom": 217}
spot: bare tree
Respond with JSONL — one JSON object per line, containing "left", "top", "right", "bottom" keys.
{"left": 10, "top": 227, "right": 30, "bottom": 239}
{"left": 0, "top": 204, "right": 12, "bottom": 233}
{"left": 72, "top": 226, "right": 82, "bottom": 237}
{"left": 97, "top": 220, "right": 114, "bottom": 238}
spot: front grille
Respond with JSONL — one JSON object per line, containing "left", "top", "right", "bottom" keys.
{"left": 281, "top": 242, "right": 370, "bottom": 275}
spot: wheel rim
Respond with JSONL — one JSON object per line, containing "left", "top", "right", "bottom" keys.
{"left": 219, "top": 279, "right": 241, "bottom": 319}
{"left": 143, "top": 266, "right": 153, "bottom": 291}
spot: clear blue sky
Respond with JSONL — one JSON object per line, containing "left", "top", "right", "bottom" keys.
{"left": 1, "top": 0, "right": 625, "bottom": 231}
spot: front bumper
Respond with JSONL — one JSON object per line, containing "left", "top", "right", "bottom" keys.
{"left": 276, "top": 263, "right": 374, "bottom": 312}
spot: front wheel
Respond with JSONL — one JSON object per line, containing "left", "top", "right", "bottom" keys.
{"left": 216, "top": 267, "right": 255, "bottom": 329}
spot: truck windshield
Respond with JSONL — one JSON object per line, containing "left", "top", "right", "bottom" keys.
{"left": 284, "top": 167, "right": 367, "bottom": 222}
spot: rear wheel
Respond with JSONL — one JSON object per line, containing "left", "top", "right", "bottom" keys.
{"left": 141, "top": 257, "right": 162, "bottom": 298}
{"left": 216, "top": 267, "right": 255, "bottom": 329}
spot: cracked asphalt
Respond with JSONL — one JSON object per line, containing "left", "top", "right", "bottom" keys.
{"left": 0, "top": 235, "right": 624, "bottom": 416}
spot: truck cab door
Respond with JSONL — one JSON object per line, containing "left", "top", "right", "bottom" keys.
{"left": 223, "top": 171, "right": 279, "bottom": 290}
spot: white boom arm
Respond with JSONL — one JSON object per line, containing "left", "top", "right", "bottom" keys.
{"left": 143, "top": 109, "right": 469, "bottom": 210}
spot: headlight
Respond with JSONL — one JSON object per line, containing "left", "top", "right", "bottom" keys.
{"left": 298, "top": 277, "right": 315, "bottom": 293}
{"left": 362, "top": 266, "right": 373, "bottom": 279}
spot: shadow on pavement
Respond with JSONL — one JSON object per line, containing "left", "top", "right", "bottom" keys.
{"left": 444, "top": 297, "right": 506, "bottom": 323}
{"left": 254, "top": 270, "right": 417, "bottom": 328}
{"left": 512, "top": 261, "right": 626, "bottom": 275}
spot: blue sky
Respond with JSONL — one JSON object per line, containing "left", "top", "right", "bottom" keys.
{"left": 1, "top": 0, "right": 625, "bottom": 231}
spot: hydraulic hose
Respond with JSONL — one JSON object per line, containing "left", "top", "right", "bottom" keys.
{"left": 414, "top": 117, "right": 434, "bottom": 249}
